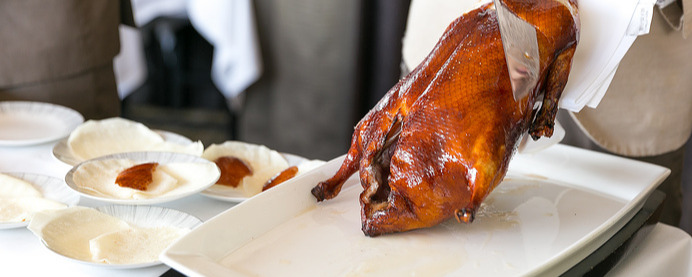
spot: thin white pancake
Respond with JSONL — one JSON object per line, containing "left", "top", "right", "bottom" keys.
{"left": 203, "top": 141, "right": 289, "bottom": 197}
{"left": 28, "top": 206, "right": 190, "bottom": 265}
{"left": 0, "top": 173, "right": 67, "bottom": 223}
{"left": 0, "top": 173, "right": 42, "bottom": 198}
{"left": 90, "top": 226, "right": 189, "bottom": 264}
{"left": 67, "top": 117, "right": 203, "bottom": 161}
{"left": 0, "top": 197, "right": 66, "bottom": 223}
{"left": 28, "top": 207, "right": 131, "bottom": 261}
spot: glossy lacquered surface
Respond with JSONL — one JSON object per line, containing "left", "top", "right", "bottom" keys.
{"left": 311, "top": 0, "right": 579, "bottom": 236}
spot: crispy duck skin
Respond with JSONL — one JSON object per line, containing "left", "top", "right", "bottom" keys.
{"left": 311, "top": 0, "right": 579, "bottom": 236}
{"left": 115, "top": 162, "right": 159, "bottom": 191}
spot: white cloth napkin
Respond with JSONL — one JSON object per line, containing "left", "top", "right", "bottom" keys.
{"left": 114, "top": 0, "right": 262, "bottom": 106}
{"left": 525, "top": 0, "right": 657, "bottom": 151}
{"left": 403, "top": 0, "right": 656, "bottom": 113}
{"left": 402, "top": 0, "right": 657, "bottom": 153}
{"left": 607, "top": 223, "right": 692, "bottom": 276}
{"left": 114, "top": 0, "right": 188, "bottom": 100}
{"left": 130, "top": 0, "right": 188, "bottom": 25}
{"left": 559, "top": 0, "right": 657, "bottom": 112}
{"left": 114, "top": 25, "right": 147, "bottom": 100}
{"left": 187, "top": 0, "right": 262, "bottom": 107}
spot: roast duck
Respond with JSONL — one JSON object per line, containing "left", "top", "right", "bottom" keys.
{"left": 312, "top": 0, "right": 579, "bottom": 236}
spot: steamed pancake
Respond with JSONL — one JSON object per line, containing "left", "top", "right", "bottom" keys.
{"left": 28, "top": 207, "right": 131, "bottom": 261}
{"left": 0, "top": 173, "right": 67, "bottom": 223}
{"left": 0, "top": 197, "right": 66, "bottom": 223}
{"left": 73, "top": 159, "right": 219, "bottom": 200}
{"left": 0, "top": 173, "right": 42, "bottom": 198}
{"left": 28, "top": 207, "right": 190, "bottom": 265}
{"left": 67, "top": 117, "right": 203, "bottom": 161}
{"left": 203, "top": 141, "right": 289, "bottom": 197}
{"left": 89, "top": 226, "right": 189, "bottom": 264}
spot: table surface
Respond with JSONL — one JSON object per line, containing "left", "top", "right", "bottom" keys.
{"left": 1, "top": 141, "right": 690, "bottom": 277}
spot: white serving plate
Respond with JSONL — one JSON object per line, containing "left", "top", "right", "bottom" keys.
{"left": 0, "top": 172, "right": 81, "bottom": 229}
{"left": 33, "top": 205, "right": 202, "bottom": 269}
{"left": 65, "top": 152, "right": 220, "bottom": 205}
{"left": 0, "top": 101, "right": 84, "bottom": 146}
{"left": 161, "top": 144, "right": 669, "bottom": 277}
{"left": 199, "top": 153, "right": 309, "bottom": 202}
{"left": 52, "top": 130, "right": 194, "bottom": 166}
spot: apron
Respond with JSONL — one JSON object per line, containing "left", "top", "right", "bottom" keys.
{"left": 0, "top": 0, "right": 134, "bottom": 119}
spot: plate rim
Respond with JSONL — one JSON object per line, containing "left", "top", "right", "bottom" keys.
{"left": 64, "top": 151, "right": 220, "bottom": 205}
{"left": 0, "top": 101, "right": 84, "bottom": 146}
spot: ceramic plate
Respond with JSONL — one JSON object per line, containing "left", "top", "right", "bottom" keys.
{"left": 52, "top": 130, "right": 194, "bottom": 166}
{"left": 35, "top": 205, "right": 202, "bottom": 269}
{"left": 199, "top": 153, "right": 309, "bottom": 202}
{"left": 0, "top": 172, "right": 80, "bottom": 229}
{"left": 0, "top": 101, "right": 83, "bottom": 146}
{"left": 161, "top": 144, "right": 670, "bottom": 277}
{"left": 65, "top": 152, "right": 220, "bottom": 205}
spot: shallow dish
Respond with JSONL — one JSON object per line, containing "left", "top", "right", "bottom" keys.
{"left": 0, "top": 172, "right": 80, "bottom": 229}
{"left": 0, "top": 101, "right": 83, "bottom": 146}
{"left": 161, "top": 144, "right": 669, "bottom": 277}
{"left": 33, "top": 205, "right": 202, "bottom": 269}
{"left": 199, "top": 153, "right": 309, "bottom": 202}
{"left": 53, "top": 130, "right": 194, "bottom": 166}
{"left": 65, "top": 152, "right": 220, "bottom": 205}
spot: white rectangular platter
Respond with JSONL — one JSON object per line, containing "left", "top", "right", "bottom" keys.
{"left": 161, "top": 144, "right": 669, "bottom": 276}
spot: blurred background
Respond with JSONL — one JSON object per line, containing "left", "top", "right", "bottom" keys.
{"left": 116, "top": 0, "right": 692, "bottom": 234}
{"left": 118, "top": 0, "right": 411, "bottom": 161}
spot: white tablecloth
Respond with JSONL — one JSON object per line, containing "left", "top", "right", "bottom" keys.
{"left": 608, "top": 223, "right": 692, "bottom": 276}
{"left": 1, "top": 141, "right": 690, "bottom": 276}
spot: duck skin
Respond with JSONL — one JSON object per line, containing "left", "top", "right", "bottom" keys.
{"left": 312, "top": 0, "right": 579, "bottom": 236}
